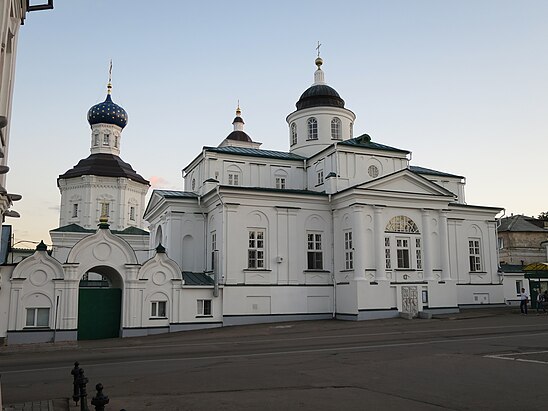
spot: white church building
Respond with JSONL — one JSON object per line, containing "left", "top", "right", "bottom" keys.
{"left": 0, "top": 56, "right": 503, "bottom": 344}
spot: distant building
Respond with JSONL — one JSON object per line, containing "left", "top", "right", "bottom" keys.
{"left": 0, "top": 54, "right": 505, "bottom": 345}
{"left": 498, "top": 214, "right": 548, "bottom": 305}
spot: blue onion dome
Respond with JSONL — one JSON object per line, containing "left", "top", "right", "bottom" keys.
{"left": 87, "top": 93, "right": 128, "bottom": 129}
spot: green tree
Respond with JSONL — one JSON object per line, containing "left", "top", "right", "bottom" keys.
{"left": 538, "top": 212, "right": 548, "bottom": 221}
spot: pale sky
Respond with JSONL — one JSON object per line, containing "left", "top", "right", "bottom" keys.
{"left": 7, "top": 0, "right": 548, "bottom": 247}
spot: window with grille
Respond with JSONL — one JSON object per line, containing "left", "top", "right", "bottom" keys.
{"left": 344, "top": 231, "right": 353, "bottom": 270}
{"left": 469, "top": 239, "right": 482, "bottom": 272}
{"left": 291, "top": 122, "right": 297, "bottom": 145}
{"left": 331, "top": 117, "right": 342, "bottom": 140}
{"left": 385, "top": 216, "right": 419, "bottom": 233}
{"left": 228, "top": 173, "right": 240, "bottom": 186}
{"left": 248, "top": 230, "right": 265, "bottom": 269}
{"left": 396, "top": 238, "right": 410, "bottom": 269}
{"left": 416, "top": 238, "right": 422, "bottom": 270}
{"left": 275, "top": 177, "right": 286, "bottom": 189}
{"left": 307, "top": 233, "right": 323, "bottom": 270}
{"left": 211, "top": 232, "right": 217, "bottom": 270}
{"left": 307, "top": 117, "right": 318, "bottom": 140}
{"left": 72, "top": 203, "right": 78, "bottom": 218}
{"left": 385, "top": 237, "right": 391, "bottom": 269}
{"left": 317, "top": 170, "right": 324, "bottom": 185}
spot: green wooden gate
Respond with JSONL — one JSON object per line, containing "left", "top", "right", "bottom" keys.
{"left": 78, "top": 288, "right": 122, "bottom": 340}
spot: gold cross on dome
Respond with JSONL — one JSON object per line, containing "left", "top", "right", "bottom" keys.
{"left": 316, "top": 41, "right": 322, "bottom": 57}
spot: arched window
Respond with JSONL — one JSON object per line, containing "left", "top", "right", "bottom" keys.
{"left": 331, "top": 117, "right": 341, "bottom": 140}
{"left": 290, "top": 123, "right": 297, "bottom": 146}
{"left": 384, "top": 216, "right": 421, "bottom": 270}
{"left": 385, "top": 216, "right": 420, "bottom": 233}
{"left": 307, "top": 117, "right": 318, "bottom": 140}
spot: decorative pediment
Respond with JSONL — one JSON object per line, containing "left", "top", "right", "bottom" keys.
{"left": 354, "top": 169, "right": 456, "bottom": 198}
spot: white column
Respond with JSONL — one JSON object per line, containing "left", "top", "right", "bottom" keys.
{"left": 439, "top": 211, "right": 451, "bottom": 280}
{"left": 421, "top": 209, "right": 433, "bottom": 280}
{"left": 352, "top": 205, "right": 366, "bottom": 280}
{"left": 373, "top": 206, "right": 386, "bottom": 281}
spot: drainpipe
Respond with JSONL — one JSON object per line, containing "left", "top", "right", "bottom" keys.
{"left": 216, "top": 185, "right": 226, "bottom": 286}
{"left": 329, "top": 194, "right": 336, "bottom": 319}
{"left": 303, "top": 159, "right": 307, "bottom": 190}
{"left": 496, "top": 208, "right": 506, "bottom": 284}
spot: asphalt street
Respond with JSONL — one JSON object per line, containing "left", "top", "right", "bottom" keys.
{"left": 1, "top": 307, "right": 547, "bottom": 410}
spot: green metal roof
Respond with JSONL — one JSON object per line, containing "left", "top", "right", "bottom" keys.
{"left": 338, "top": 134, "right": 410, "bottom": 154}
{"left": 409, "top": 166, "right": 464, "bottom": 179}
{"left": 154, "top": 189, "right": 198, "bottom": 198}
{"left": 205, "top": 146, "right": 305, "bottom": 160}
{"left": 51, "top": 223, "right": 149, "bottom": 236}
{"left": 183, "top": 272, "right": 214, "bottom": 286}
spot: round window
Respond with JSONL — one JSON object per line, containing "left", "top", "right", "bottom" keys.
{"left": 368, "top": 165, "right": 379, "bottom": 178}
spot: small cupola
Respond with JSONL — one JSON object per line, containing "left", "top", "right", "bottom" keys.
{"left": 88, "top": 62, "right": 127, "bottom": 156}
{"left": 219, "top": 104, "right": 262, "bottom": 149}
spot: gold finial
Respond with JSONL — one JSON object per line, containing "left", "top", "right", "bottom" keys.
{"left": 107, "top": 60, "right": 113, "bottom": 95}
{"left": 236, "top": 100, "right": 241, "bottom": 117}
{"left": 315, "top": 41, "right": 323, "bottom": 69}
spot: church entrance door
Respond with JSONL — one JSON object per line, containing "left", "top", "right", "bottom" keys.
{"left": 401, "top": 286, "right": 419, "bottom": 318}
{"left": 77, "top": 267, "right": 122, "bottom": 340}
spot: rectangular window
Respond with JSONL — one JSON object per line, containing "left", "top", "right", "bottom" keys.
{"left": 415, "top": 238, "right": 422, "bottom": 270}
{"left": 94, "top": 134, "right": 99, "bottom": 146}
{"left": 498, "top": 237, "right": 504, "bottom": 249}
{"left": 25, "top": 308, "right": 50, "bottom": 327}
{"left": 228, "top": 173, "right": 239, "bottom": 186}
{"left": 469, "top": 239, "right": 482, "bottom": 272}
{"left": 114, "top": 136, "right": 119, "bottom": 148}
{"left": 396, "top": 238, "right": 410, "bottom": 269}
{"left": 248, "top": 230, "right": 265, "bottom": 269}
{"left": 344, "top": 231, "right": 353, "bottom": 270}
{"left": 129, "top": 206, "right": 135, "bottom": 221}
{"left": 211, "top": 231, "right": 217, "bottom": 270}
{"left": 72, "top": 203, "right": 78, "bottom": 218}
{"left": 317, "top": 171, "right": 324, "bottom": 185}
{"left": 151, "top": 301, "right": 167, "bottom": 318}
{"left": 197, "top": 299, "right": 212, "bottom": 316}
{"left": 100, "top": 202, "right": 110, "bottom": 217}
{"left": 307, "top": 233, "right": 323, "bottom": 270}
{"left": 103, "top": 133, "right": 110, "bottom": 145}
{"left": 515, "top": 280, "right": 523, "bottom": 295}
{"left": 385, "top": 237, "right": 391, "bottom": 269}
{"left": 275, "top": 177, "right": 286, "bottom": 189}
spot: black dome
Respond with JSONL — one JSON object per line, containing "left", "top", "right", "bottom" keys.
{"left": 58, "top": 153, "right": 149, "bottom": 185}
{"left": 226, "top": 130, "right": 252, "bottom": 142}
{"left": 296, "top": 84, "right": 345, "bottom": 110}
{"left": 87, "top": 94, "right": 128, "bottom": 129}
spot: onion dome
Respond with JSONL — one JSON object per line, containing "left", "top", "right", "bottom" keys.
{"left": 226, "top": 104, "right": 252, "bottom": 142}
{"left": 295, "top": 57, "right": 345, "bottom": 111}
{"left": 87, "top": 82, "right": 128, "bottom": 129}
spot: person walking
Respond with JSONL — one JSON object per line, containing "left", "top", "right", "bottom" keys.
{"left": 520, "top": 288, "right": 529, "bottom": 315}
{"left": 537, "top": 291, "right": 547, "bottom": 314}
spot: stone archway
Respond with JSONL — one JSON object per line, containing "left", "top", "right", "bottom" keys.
{"left": 77, "top": 265, "right": 123, "bottom": 340}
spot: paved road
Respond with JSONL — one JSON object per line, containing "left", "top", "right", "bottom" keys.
{"left": 1, "top": 308, "right": 548, "bottom": 410}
